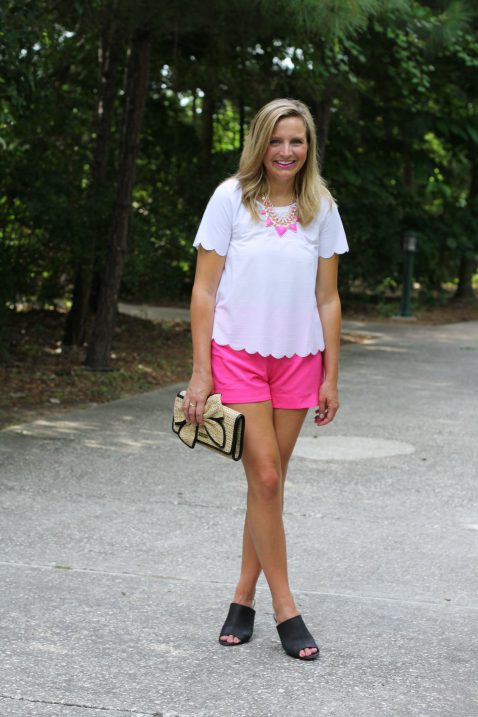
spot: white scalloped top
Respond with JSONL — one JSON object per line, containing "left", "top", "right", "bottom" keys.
{"left": 193, "top": 178, "right": 348, "bottom": 358}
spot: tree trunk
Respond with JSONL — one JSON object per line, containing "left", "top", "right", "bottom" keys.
{"left": 63, "top": 9, "right": 122, "bottom": 346}
{"left": 191, "top": 89, "right": 197, "bottom": 126}
{"left": 454, "top": 252, "right": 477, "bottom": 301}
{"left": 238, "top": 95, "right": 245, "bottom": 152}
{"left": 201, "top": 87, "right": 215, "bottom": 166}
{"left": 316, "top": 89, "right": 333, "bottom": 172}
{"left": 85, "top": 30, "right": 152, "bottom": 369}
{"left": 454, "top": 158, "right": 478, "bottom": 302}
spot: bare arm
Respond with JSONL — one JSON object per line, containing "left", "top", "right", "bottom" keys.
{"left": 315, "top": 253, "right": 342, "bottom": 426}
{"left": 184, "top": 246, "right": 226, "bottom": 426}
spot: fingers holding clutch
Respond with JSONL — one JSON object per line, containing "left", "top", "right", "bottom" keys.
{"left": 183, "top": 393, "right": 206, "bottom": 426}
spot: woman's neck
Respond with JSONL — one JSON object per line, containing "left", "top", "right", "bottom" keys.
{"left": 266, "top": 179, "right": 296, "bottom": 206}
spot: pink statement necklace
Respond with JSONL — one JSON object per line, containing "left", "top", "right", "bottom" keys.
{"left": 260, "top": 194, "right": 299, "bottom": 236}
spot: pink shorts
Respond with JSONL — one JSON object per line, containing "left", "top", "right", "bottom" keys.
{"left": 211, "top": 340, "right": 323, "bottom": 409}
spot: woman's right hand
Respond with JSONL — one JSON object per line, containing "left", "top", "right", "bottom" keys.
{"left": 182, "top": 371, "right": 214, "bottom": 427}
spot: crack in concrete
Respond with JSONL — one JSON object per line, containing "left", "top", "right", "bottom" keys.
{"left": 0, "top": 488, "right": 334, "bottom": 517}
{"left": 0, "top": 693, "right": 156, "bottom": 715}
{"left": 0, "top": 559, "right": 190, "bottom": 584}
{"left": 1, "top": 559, "right": 477, "bottom": 612}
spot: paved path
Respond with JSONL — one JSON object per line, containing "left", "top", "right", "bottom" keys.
{"left": 1, "top": 321, "right": 477, "bottom": 716}
{"left": 118, "top": 302, "right": 190, "bottom": 322}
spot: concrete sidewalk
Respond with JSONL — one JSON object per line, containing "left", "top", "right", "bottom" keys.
{"left": 1, "top": 321, "right": 477, "bottom": 716}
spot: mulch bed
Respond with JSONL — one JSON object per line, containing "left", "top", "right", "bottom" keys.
{"left": 0, "top": 309, "right": 192, "bottom": 429}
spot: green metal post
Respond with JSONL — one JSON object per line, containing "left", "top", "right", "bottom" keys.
{"left": 400, "top": 232, "right": 417, "bottom": 318}
{"left": 400, "top": 252, "right": 415, "bottom": 317}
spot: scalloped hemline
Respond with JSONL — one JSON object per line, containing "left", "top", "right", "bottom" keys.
{"left": 212, "top": 339, "right": 324, "bottom": 359}
{"left": 318, "top": 247, "right": 350, "bottom": 259}
{"left": 193, "top": 241, "right": 228, "bottom": 257}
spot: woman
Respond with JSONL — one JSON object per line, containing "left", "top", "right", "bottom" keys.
{"left": 183, "top": 98, "right": 348, "bottom": 661}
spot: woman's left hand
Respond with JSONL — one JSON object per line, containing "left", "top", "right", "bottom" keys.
{"left": 314, "top": 381, "right": 339, "bottom": 426}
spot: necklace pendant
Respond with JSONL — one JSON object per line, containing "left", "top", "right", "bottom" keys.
{"left": 259, "top": 194, "right": 299, "bottom": 236}
{"left": 275, "top": 225, "right": 288, "bottom": 237}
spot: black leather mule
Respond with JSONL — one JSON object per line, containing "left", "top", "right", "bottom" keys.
{"left": 276, "top": 614, "right": 319, "bottom": 661}
{"left": 218, "top": 602, "right": 256, "bottom": 646}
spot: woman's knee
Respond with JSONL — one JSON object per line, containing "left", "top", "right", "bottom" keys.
{"left": 248, "top": 464, "right": 282, "bottom": 503}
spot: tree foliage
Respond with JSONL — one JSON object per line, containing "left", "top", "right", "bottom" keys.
{"left": 1, "top": 0, "right": 477, "bottom": 357}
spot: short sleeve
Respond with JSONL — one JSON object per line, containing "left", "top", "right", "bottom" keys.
{"left": 193, "top": 181, "right": 234, "bottom": 256}
{"left": 318, "top": 201, "right": 349, "bottom": 258}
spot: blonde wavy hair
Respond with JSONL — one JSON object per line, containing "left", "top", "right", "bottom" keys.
{"left": 235, "top": 98, "right": 333, "bottom": 226}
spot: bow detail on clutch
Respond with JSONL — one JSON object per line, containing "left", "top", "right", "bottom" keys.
{"left": 173, "top": 393, "right": 226, "bottom": 449}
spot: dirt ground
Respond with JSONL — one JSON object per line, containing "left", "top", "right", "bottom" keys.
{"left": 1, "top": 300, "right": 477, "bottom": 430}
{"left": 0, "top": 310, "right": 193, "bottom": 430}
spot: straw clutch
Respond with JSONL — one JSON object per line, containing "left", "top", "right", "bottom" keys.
{"left": 172, "top": 391, "right": 245, "bottom": 461}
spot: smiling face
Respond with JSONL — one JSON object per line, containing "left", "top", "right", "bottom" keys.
{"left": 262, "top": 115, "right": 309, "bottom": 190}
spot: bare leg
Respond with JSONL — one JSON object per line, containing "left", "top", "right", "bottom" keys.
{"left": 220, "top": 403, "right": 315, "bottom": 656}
{"left": 229, "top": 406, "right": 308, "bottom": 610}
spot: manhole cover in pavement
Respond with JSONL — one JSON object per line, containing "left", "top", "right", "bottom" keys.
{"left": 294, "top": 436, "right": 415, "bottom": 461}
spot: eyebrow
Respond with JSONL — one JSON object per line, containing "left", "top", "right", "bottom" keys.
{"left": 270, "top": 135, "right": 306, "bottom": 141}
